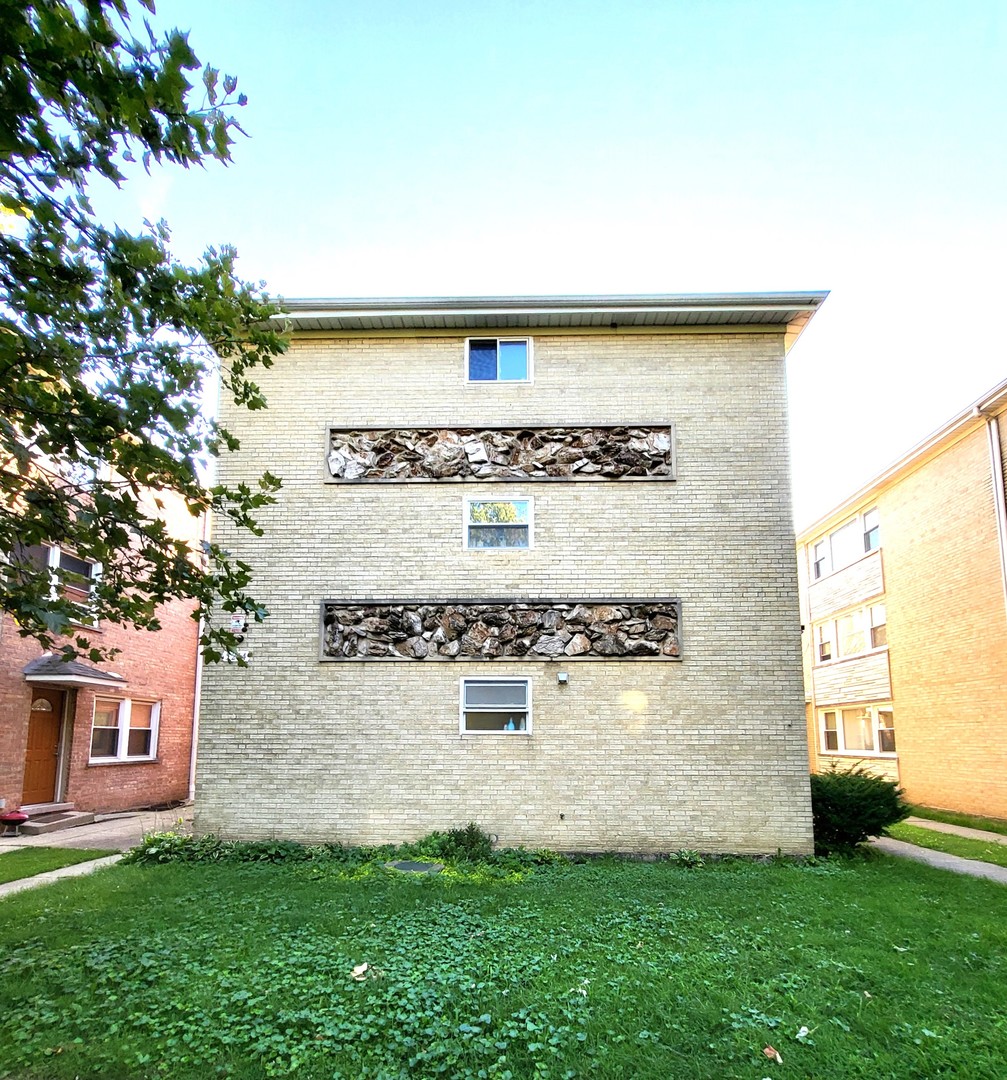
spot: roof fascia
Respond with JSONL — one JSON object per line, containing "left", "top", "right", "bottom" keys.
{"left": 797, "top": 376, "right": 1007, "bottom": 543}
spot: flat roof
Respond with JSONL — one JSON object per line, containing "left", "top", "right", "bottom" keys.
{"left": 274, "top": 291, "right": 828, "bottom": 343}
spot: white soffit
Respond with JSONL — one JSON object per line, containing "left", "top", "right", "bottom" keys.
{"left": 273, "top": 292, "right": 829, "bottom": 342}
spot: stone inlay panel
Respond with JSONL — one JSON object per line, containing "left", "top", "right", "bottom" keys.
{"left": 320, "top": 600, "right": 682, "bottom": 661}
{"left": 325, "top": 425, "right": 675, "bottom": 482}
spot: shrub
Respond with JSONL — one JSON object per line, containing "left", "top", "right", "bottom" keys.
{"left": 122, "top": 823, "right": 569, "bottom": 874}
{"left": 668, "top": 849, "right": 705, "bottom": 868}
{"left": 810, "top": 766, "right": 909, "bottom": 855}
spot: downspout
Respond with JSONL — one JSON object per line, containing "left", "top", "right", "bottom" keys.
{"left": 187, "top": 510, "right": 210, "bottom": 804}
{"left": 986, "top": 416, "right": 1007, "bottom": 620}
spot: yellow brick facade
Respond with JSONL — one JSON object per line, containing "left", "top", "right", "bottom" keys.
{"left": 198, "top": 322, "right": 814, "bottom": 853}
{"left": 798, "top": 383, "right": 1007, "bottom": 817}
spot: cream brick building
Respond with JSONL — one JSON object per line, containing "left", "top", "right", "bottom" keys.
{"left": 798, "top": 377, "right": 1007, "bottom": 819}
{"left": 197, "top": 293, "right": 826, "bottom": 853}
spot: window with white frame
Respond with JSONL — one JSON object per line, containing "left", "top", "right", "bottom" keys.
{"left": 813, "top": 602, "right": 888, "bottom": 664}
{"left": 460, "top": 678, "right": 531, "bottom": 734}
{"left": 90, "top": 698, "right": 160, "bottom": 762}
{"left": 811, "top": 508, "right": 881, "bottom": 580}
{"left": 816, "top": 622, "right": 833, "bottom": 662}
{"left": 464, "top": 497, "right": 533, "bottom": 549}
{"left": 812, "top": 540, "right": 828, "bottom": 580}
{"left": 466, "top": 338, "right": 531, "bottom": 382}
{"left": 17, "top": 543, "right": 99, "bottom": 617}
{"left": 863, "top": 507, "right": 880, "bottom": 552}
{"left": 819, "top": 704, "right": 896, "bottom": 755}
{"left": 869, "top": 603, "right": 887, "bottom": 648}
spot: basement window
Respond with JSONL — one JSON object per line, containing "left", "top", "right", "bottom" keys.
{"left": 464, "top": 497, "right": 533, "bottom": 549}
{"left": 89, "top": 698, "right": 160, "bottom": 763}
{"left": 460, "top": 678, "right": 531, "bottom": 734}
{"left": 466, "top": 338, "right": 531, "bottom": 382}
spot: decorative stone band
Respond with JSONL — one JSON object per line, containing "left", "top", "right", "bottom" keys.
{"left": 320, "top": 599, "right": 682, "bottom": 661}
{"left": 325, "top": 425, "right": 675, "bottom": 482}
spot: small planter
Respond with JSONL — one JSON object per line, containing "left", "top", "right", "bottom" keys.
{"left": 0, "top": 811, "right": 29, "bottom": 838}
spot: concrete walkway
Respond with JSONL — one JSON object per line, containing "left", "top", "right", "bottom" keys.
{"left": 0, "top": 805, "right": 192, "bottom": 853}
{"left": 0, "top": 853, "right": 124, "bottom": 899}
{"left": 870, "top": 837, "right": 1007, "bottom": 883}
{"left": 0, "top": 806, "right": 193, "bottom": 901}
{"left": 870, "top": 816, "right": 1007, "bottom": 884}
{"left": 904, "top": 815, "right": 1007, "bottom": 846}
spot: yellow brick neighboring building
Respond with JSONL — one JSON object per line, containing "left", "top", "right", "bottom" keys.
{"left": 197, "top": 293, "right": 827, "bottom": 854}
{"left": 797, "top": 378, "right": 1007, "bottom": 818}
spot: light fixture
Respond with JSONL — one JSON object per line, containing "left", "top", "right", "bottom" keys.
{"left": 557, "top": 671, "right": 569, "bottom": 685}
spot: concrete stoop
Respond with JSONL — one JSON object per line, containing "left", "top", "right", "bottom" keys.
{"left": 19, "top": 809, "right": 96, "bottom": 836}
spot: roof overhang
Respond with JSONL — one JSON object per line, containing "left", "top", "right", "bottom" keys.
{"left": 797, "top": 376, "right": 1007, "bottom": 541}
{"left": 23, "top": 654, "right": 127, "bottom": 689}
{"left": 273, "top": 292, "right": 828, "bottom": 350}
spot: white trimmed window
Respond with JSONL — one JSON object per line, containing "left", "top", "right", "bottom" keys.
{"left": 812, "top": 540, "right": 828, "bottom": 580}
{"left": 465, "top": 338, "right": 531, "bottom": 382}
{"left": 811, "top": 508, "right": 881, "bottom": 580}
{"left": 18, "top": 543, "right": 99, "bottom": 619}
{"left": 90, "top": 698, "right": 160, "bottom": 762}
{"left": 819, "top": 704, "right": 896, "bottom": 756}
{"left": 869, "top": 603, "right": 887, "bottom": 648}
{"left": 816, "top": 623, "right": 833, "bottom": 662}
{"left": 863, "top": 508, "right": 880, "bottom": 552}
{"left": 813, "top": 602, "right": 888, "bottom": 664}
{"left": 464, "top": 497, "right": 533, "bottom": 549}
{"left": 460, "top": 678, "right": 531, "bottom": 734}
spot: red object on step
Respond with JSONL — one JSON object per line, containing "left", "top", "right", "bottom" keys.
{"left": 0, "top": 810, "right": 29, "bottom": 836}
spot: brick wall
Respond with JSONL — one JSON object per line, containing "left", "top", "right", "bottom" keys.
{"left": 882, "top": 421, "right": 1007, "bottom": 817}
{"left": 0, "top": 597, "right": 198, "bottom": 813}
{"left": 197, "top": 329, "right": 814, "bottom": 853}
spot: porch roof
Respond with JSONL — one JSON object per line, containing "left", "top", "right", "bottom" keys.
{"left": 23, "top": 654, "right": 127, "bottom": 688}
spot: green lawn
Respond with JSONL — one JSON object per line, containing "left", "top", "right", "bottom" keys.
{"left": 0, "top": 847, "right": 114, "bottom": 885}
{"left": 908, "top": 804, "right": 1007, "bottom": 837}
{"left": 888, "top": 823, "right": 1007, "bottom": 869}
{"left": 1, "top": 856, "right": 1005, "bottom": 1079}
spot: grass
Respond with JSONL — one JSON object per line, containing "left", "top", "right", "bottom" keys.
{"left": 0, "top": 854, "right": 1006, "bottom": 1079}
{"left": 908, "top": 804, "right": 1007, "bottom": 838}
{"left": 887, "top": 823, "right": 1007, "bottom": 869}
{"left": 0, "top": 847, "right": 115, "bottom": 886}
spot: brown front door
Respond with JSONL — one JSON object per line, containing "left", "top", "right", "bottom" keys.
{"left": 22, "top": 688, "right": 64, "bottom": 805}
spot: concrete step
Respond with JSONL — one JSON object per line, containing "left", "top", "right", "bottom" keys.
{"left": 19, "top": 811, "right": 96, "bottom": 836}
{"left": 20, "top": 802, "right": 75, "bottom": 817}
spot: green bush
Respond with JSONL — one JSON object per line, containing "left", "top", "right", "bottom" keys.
{"left": 810, "top": 766, "right": 909, "bottom": 855}
{"left": 123, "top": 824, "right": 569, "bottom": 874}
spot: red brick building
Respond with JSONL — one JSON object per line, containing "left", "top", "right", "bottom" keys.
{"left": 1, "top": 539, "right": 201, "bottom": 816}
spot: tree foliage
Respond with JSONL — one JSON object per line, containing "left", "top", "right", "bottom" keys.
{"left": 0, "top": 0, "right": 288, "bottom": 662}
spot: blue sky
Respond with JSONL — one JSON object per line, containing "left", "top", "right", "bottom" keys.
{"left": 93, "top": 0, "right": 1006, "bottom": 525}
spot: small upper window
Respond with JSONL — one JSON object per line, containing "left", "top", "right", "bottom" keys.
{"left": 465, "top": 498, "right": 532, "bottom": 549}
{"left": 863, "top": 508, "right": 880, "bottom": 552}
{"left": 14, "top": 543, "right": 99, "bottom": 619}
{"left": 812, "top": 541, "right": 828, "bottom": 580}
{"left": 869, "top": 603, "right": 887, "bottom": 648}
{"left": 466, "top": 338, "right": 530, "bottom": 382}
{"left": 816, "top": 623, "right": 833, "bottom": 662}
{"left": 460, "top": 678, "right": 531, "bottom": 734}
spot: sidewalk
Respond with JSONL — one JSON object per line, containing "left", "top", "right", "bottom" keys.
{"left": 0, "top": 806, "right": 193, "bottom": 901}
{"left": 0, "top": 805, "right": 192, "bottom": 853}
{"left": 904, "top": 815, "right": 1007, "bottom": 846}
{"left": 870, "top": 815, "right": 1007, "bottom": 885}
